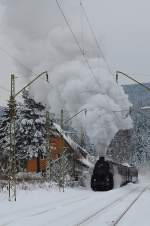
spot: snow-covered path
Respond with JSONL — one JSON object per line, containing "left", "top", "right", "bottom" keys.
{"left": 0, "top": 183, "right": 149, "bottom": 226}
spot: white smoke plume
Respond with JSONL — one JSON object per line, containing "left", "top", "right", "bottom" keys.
{"left": 1, "top": 0, "right": 132, "bottom": 155}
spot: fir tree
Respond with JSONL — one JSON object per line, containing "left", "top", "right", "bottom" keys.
{"left": 132, "top": 109, "right": 150, "bottom": 165}
{"left": 17, "top": 90, "right": 46, "bottom": 171}
{"left": 0, "top": 107, "right": 10, "bottom": 173}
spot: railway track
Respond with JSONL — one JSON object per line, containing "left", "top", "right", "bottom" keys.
{"left": 75, "top": 186, "right": 148, "bottom": 226}
{"left": 0, "top": 185, "right": 149, "bottom": 226}
{"left": 112, "top": 186, "right": 148, "bottom": 226}
{"left": 3, "top": 187, "right": 92, "bottom": 215}
{"left": 0, "top": 193, "right": 90, "bottom": 226}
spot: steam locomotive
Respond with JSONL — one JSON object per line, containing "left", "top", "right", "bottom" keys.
{"left": 91, "top": 157, "right": 138, "bottom": 191}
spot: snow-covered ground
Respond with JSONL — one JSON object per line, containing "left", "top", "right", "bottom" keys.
{"left": 0, "top": 180, "right": 150, "bottom": 226}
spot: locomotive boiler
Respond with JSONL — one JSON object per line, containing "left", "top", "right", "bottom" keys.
{"left": 91, "top": 156, "right": 138, "bottom": 191}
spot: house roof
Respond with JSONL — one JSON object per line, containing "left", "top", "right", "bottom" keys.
{"left": 53, "top": 123, "right": 94, "bottom": 168}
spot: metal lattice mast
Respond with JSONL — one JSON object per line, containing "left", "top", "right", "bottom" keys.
{"left": 8, "top": 74, "right": 17, "bottom": 201}
{"left": 7, "top": 71, "right": 48, "bottom": 201}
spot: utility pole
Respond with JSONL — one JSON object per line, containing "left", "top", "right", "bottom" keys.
{"left": 7, "top": 71, "right": 48, "bottom": 201}
{"left": 8, "top": 74, "right": 17, "bottom": 201}
{"left": 46, "top": 111, "right": 52, "bottom": 181}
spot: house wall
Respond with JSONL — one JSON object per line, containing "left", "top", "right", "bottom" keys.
{"left": 26, "top": 159, "right": 47, "bottom": 172}
{"left": 26, "top": 136, "right": 69, "bottom": 173}
{"left": 50, "top": 137, "right": 64, "bottom": 159}
{"left": 26, "top": 136, "right": 89, "bottom": 181}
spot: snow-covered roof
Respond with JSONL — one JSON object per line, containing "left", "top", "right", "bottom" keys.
{"left": 106, "top": 157, "right": 132, "bottom": 168}
{"left": 78, "top": 158, "right": 94, "bottom": 168}
{"left": 121, "top": 162, "right": 131, "bottom": 167}
{"left": 53, "top": 123, "right": 93, "bottom": 168}
{"left": 53, "top": 123, "right": 88, "bottom": 155}
{"left": 140, "top": 106, "right": 150, "bottom": 110}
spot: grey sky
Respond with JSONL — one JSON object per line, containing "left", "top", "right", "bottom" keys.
{"left": 0, "top": 0, "right": 150, "bottom": 105}
{"left": 85, "top": 0, "right": 150, "bottom": 78}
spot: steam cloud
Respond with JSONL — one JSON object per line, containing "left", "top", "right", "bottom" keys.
{"left": 1, "top": 0, "right": 132, "bottom": 155}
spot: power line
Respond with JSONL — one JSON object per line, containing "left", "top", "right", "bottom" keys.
{"left": 56, "top": 0, "right": 83, "bottom": 57}
{"left": 55, "top": 0, "right": 103, "bottom": 90}
{"left": 80, "top": 1, "right": 114, "bottom": 76}
{"left": 80, "top": 0, "right": 85, "bottom": 55}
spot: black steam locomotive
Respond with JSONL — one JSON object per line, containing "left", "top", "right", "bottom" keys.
{"left": 91, "top": 157, "right": 138, "bottom": 191}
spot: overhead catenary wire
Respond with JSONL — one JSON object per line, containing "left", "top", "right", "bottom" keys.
{"left": 80, "top": 0, "right": 85, "bottom": 56}
{"left": 80, "top": 2, "right": 150, "bottom": 84}
{"left": 0, "top": 2, "right": 134, "bottom": 119}
{"left": 80, "top": 1, "right": 150, "bottom": 85}
{"left": 0, "top": 8, "right": 129, "bottom": 125}
{"left": 0, "top": 0, "right": 109, "bottom": 98}
{"left": 0, "top": 45, "right": 67, "bottom": 109}
{"left": 80, "top": 0, "right": 114, "bottom": 76}
{"left": 113, "top": 106, "right": 150, "bottom": 121}
{"left": 0, "top": 45, "right": 66, "bottom": 102}
{"left": 55, "top": 0, "right": 103, "bottom": 90}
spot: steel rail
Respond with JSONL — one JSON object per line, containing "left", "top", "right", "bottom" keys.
{"left": 112, "top": 186, "right": 148, "bottom": 226}
{"left": 75, "top": 187, "right": 139, "bottom": 226}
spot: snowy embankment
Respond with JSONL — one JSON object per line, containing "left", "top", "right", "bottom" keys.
{"left": 0, "top": 181, "right": 150, "bottom": 226}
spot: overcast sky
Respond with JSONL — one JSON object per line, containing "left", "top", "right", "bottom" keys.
{"left": 85, "top": 0, "right": 150, "bottom": 77}
{"left": 0, "top": 0, "right": 150, "bottom": 105}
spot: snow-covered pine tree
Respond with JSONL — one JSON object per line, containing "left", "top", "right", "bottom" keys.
{"left": 0, "top": 102, "right": 27, "bottom": 173}
{"left": 0, "top": 106, "right": 10, "bottom": 173}
{"left": 132, "top": 110, "right": 149, "bottom": 165}
{"left": 15, "top": 102, "right": 27, "bottom": 170}
{"left": 17, "top": 89, "right": 46, "bottom": 172}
